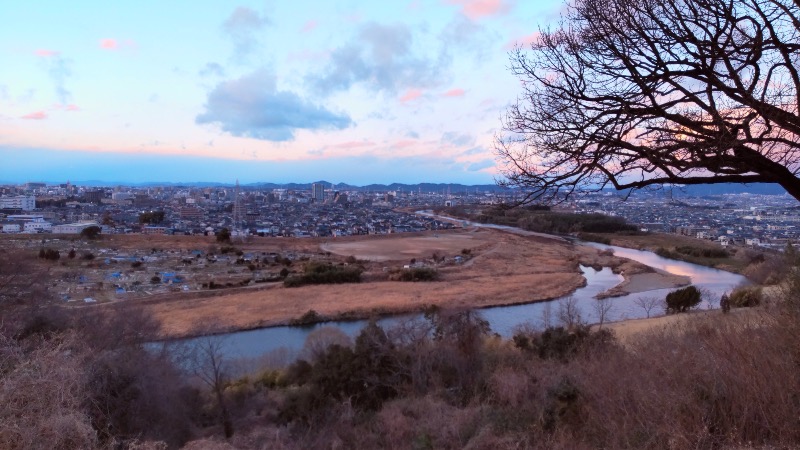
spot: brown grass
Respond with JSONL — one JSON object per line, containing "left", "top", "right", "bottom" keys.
{"left": 144, "top": 229, "right": 585, "bottom": 337}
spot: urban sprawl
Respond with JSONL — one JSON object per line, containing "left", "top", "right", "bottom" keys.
{"left": 1, "top": 181, "right": 799, "bottom": 250}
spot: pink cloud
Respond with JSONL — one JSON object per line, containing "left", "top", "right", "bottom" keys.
{"left": 504, "top": 31, "right": 541, "bottom": 49}
{"left": 99, "top": 38, "right": 118, "bottom": 49}
{"left": 399, "top": 88, "right": 423, "bottom": 103}
{"left": 21, "top": 111, "right": 47, "bottom": 120}
{"left": 392, "top": 139, "right": 417, "bottom": 149}
{"left": 65, "top": 104, "right": 80, "bottom": 111}
{"left": 301, "top": 20, "right": 318, "bottom": 32}
{"left": 99, "top": 38, "right": 136, "bottom": 51}
{"left": 329, "top": 140, "right": 376, "bottom": 150}
{"left": 447, "top": 0, "right": 511, "bottom": 20}
{"left": 443, "top": 88, "right": 466, "bottom": 97}
{"left": 35, "top": 49, "right": 59, "bottom": 57}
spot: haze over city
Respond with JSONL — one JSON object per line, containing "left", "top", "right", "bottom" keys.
{"left": 0, "top": 0, "right": 563, "bottom": 185}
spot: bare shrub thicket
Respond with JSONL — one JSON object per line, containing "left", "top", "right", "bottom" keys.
{"left": 0, "top": 333, "right": 97, "bottom": 450}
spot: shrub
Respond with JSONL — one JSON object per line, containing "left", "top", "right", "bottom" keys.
{"left": 284, "top": 262, "right": 362, "bottom": 287}
{"left": 577, "top": 232, "right": 611, "bottom": 245}
{"left": 675, "top": 245, "right": 729, "bottom": 258}
{"left": 394, "top": 267, "right": 438, "bottom": 282}
{"left": 289, "top": 309, "right": 323, "bottom": 326}
{"left": 729, "top": 286, "right": 763, "bottom": 308}
{"left": 38, "top": 248, "right": 60, "bottom": 260}
{"left": 80, "top": 225, "right": 101, "bottom": 240}
{"left": 665, "top": 285, "right": 701, "bottom": 313}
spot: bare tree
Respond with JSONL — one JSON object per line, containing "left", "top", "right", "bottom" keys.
{"left": 593, "top": 298, "right": 614, "bottom": 329}
{"left": 192, "top": 336, "right": 234, "bottom": 438}
{"left": 497, "top": 0, "right": 800, "bottom": 203}
{"left": 634, "top": 296, "right": 662, "bottom": 318}
{"left": 557, "top": 296, "right": 584, "bottom": 330}
{"left": 541, "top": 301, "right": 554, "bottom": 329}
{"left": 300, "top": 326, "right": 353, "bottom": 363}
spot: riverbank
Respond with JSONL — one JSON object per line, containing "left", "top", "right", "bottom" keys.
{"left": 143, "top": 228, "right": 588, "bottom": 339}
{"left": 132, "top": 225, "right": 702, "bottom": 339}
{"left": 601, "top": 306, "right": 772, "bottom": 345}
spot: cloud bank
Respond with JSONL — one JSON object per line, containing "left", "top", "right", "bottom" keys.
{"left": 196, "top": 69, "right": 352, "bottom": 141}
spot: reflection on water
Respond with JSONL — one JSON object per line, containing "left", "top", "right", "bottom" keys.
{"left": 168, "top": 241, "right": 747, "bottom": 361}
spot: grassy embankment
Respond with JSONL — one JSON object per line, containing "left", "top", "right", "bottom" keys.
{"left": 441, "top": 205, "right": 775, "bottom": 279}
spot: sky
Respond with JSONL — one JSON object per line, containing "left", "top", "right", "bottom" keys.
{"left": 0, "top": 0, "right": 563, "bottom": 185}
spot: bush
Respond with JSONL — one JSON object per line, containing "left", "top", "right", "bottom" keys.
{"left": 665, "top": 285, "right": 701, "bottom": 313}
{"left": 80, "top": 226, "right": 101, "bottom": 240}
{"left": 38, "top": 248, "right": 60, "bottom": 260}
{"left": 289, "top": 309, "right": 323, "bottom": 326}
{"left": 513, "top": 325, "right": 615, "bottom": 361}
{"left": 216, "top": 227, "right": 231, "bottom": 243}
{"left": 394, "top": 267, "right": 438, "bottom": 282}
{"left": 675, "top": 245, "right": 729, "bottom": 258}
{"left": 284, "top": 262, "right": 362, "bottom": 287}
{"left": 729, "top": 286, "right": 763, "bottom": 308}
{"left": 577, "top": 232, "right": 611, "bottom": 245}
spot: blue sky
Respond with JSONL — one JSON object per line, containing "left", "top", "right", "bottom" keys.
{"left": 0, "top": 0, "right": 562, "bottom": 185}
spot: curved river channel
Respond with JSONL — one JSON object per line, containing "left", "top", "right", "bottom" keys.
{"left": 169, "top": 228, "right": 747, "bottom": 361}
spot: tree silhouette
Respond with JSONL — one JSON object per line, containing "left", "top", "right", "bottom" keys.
{"left": 498, "top": 0, "right": 800, "bottom": 203}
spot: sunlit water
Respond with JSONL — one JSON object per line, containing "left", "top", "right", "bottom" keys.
{"left": 157, "top": 237, "right": 747, "bottom": 362}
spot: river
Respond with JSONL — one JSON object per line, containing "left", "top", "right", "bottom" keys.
{"left": 164, "top": 223, "right": 747, "bottom": 361}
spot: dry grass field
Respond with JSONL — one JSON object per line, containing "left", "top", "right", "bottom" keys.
{"left": 146, "top": 228, "right": 587, "bottom": 337}
{"left": 3, "top": 228, "right": 693, "bottom": 339}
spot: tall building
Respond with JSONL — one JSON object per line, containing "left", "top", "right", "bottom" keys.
{"left": 311, "top": 183, "right": 325, "bottom": 203}
{"left": 0, "top": 195, "right": 36, "bottom": 211}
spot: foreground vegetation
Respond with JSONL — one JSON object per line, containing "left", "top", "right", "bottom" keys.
{"left": 3, "top": 251, "right": 800, "bottom": 449}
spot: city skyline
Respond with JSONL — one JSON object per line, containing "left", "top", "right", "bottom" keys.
{"left": 0, "top": 1, "right": 563, "bottom": 185}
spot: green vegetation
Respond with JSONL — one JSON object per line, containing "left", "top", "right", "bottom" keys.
{"left": 79, "top": 225, "right": 101, "bottom": 240}
{"left": 289, "top": 309, "right": 323, "bottom": 326}
{"left": 729, "top": 286, "right": 763, "bottom": 308}
{"left": 393, "top": 267, "right": 438, "bottom": 282}
{"left": 676, "top": 245, "right": 729, "bottom": 258}
{"left": 283, "top": 262, "right": 362, "bottom": 287}
{"left": 576, "top": 232, "right": 611, "bottom": 245}
{"left": 665, "top": 285, "right": 702, "bottom": 313}
{"left": 446, "top": 205, "right": 638, "bottom": 235}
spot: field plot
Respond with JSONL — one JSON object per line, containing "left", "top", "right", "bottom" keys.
{"left": 320, "top": 230, "right": 491, "bottom": 262}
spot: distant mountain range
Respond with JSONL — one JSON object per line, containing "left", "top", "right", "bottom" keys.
{"left": 10, "top": 180, "right": 790, "bottom": 196}
{"left": 18, "top": 180, "right": 510, "bottom": 193}
{"left": 606, "top": 183, "right": 789, "bottom": 197}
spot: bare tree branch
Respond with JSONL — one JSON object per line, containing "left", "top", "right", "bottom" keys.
{"left": 497, "top": 0, "right": 800, "bottom": 203}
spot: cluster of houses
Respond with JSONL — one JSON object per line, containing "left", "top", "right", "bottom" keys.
{"left": 572, "top": 191, "right": 800, "bottom": 250}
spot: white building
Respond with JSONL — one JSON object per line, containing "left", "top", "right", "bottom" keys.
{"left": 1, "top": 223, "right": 20, "bottom": 233}
{"left": 52, "top": 222, "right": 99, "bottom": 234}
{"left": 0, "top": 195, "right": 36, "bottom": 211}
{"left": 24, "top": 221, "right": 52, "bottom": 233}
{"left": 2, "top": 215, "right": 52, "bottom": 233}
